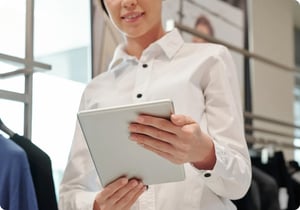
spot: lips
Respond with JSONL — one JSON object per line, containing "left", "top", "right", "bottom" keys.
{"left": 121, "top": 12, "right": 145, "bottom": 22}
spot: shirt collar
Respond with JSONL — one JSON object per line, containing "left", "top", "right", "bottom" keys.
{"left": 108, "top": 28, "right": 184, "bottom": 71}
{"left": 155, "top": 28, "right": 184, "bottom": 59}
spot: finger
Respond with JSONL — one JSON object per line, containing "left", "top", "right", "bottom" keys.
{"left": 141, "top": 143, "right": 184, "bottom": 164}
{"left": 117, "top": 182, "right": 147, "bottom": 209}
{"left": 129, "top": 123, "right": 176, "bottom": 144}
{"left": 99, "top": 177, "right": 129, "bottom": 202}
{"left": 135, "top": 115, "right": 178, "bottom": 134}
{"left": 109, "top": 179, "right": 140, "bottom": 205}
{"left": 170, "top": 114, "right": 195, "bottom": 126}
{"left": 130, "top": 132, "right": 176, "bottom": 152}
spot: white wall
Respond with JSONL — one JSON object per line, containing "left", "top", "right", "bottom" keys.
{"left": 249, "top": 0, "right": 296, "bottom": 159}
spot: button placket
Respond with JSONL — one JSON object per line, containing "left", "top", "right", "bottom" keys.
{"left": 133, "top": 61, "right": 152, "bottom": 101}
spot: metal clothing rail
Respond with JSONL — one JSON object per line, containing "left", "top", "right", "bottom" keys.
{"left": 244, "top": 111, "right": 300, "bottom": 140}
{"left": 0, "top": 89, "right": 28, "bottom": 103}
{"left": 245, "top": 124, "right": 300, "bottom": 140}
{"left": 173, "top": 21, "right": 300, "bottom": 74}
{"left": 0, "top": 53, "right": 51, "bottom": 74}
{"left": 244, "top": 111, "right": 300, "bottom": 130}
{"left": 0, "top": 58, "right": 51, "bottom": 79}
{"left": 246, "top": 134, "right": 300, "bottom": 150}
{"left": 0, "top": 68, "right": 27, "bottom": 78}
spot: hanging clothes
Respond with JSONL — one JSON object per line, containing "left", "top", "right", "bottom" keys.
{"left": 251, "top": 165, "right": 281, "bottom": 210}
{"left": 231, "top": 178, "right": 261, "bottom": 210}
{"left": 0, "top": 134, "right": 39, "bottom": 210}
{"left": 10, "top": 134, "right": 58, "bottom": 210}
{"left": 288, "top": 160, "right": 300, "bottom": 208}
{"left": 0, "top": 118, "right": 58, "bottom": 210}
{"left": 232, "top": 165, "right": 280, "bottom": 210}
{"left": 251, "top": 151, "right": 298, "bottom": 210}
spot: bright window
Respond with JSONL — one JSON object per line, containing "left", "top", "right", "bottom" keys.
{"left": 0, "top": 0, "right": 92, "bottom": 198}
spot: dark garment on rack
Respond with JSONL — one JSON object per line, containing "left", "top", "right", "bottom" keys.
{"left": 251, "top": 151, "right": 297, "bottom": 210}
{"left": 0, "top": 134, "right": 39, "bottom": 210}
{"left": 232, "top": 165, "right": 280, "bottom": 210}
{"left": 252, "top": 165, "right": 280, "bottom": 210}
{"left": 10, "top": 134, "right": 58, "bottom": 210}
{"left": 289, "top": 166, "right": 300, "bottom": 208}
{"left": 232, "top": 178, "right": 261, "bottom": 210}
{"left": 290, "top": 176, "right": 300, "bottom": 208}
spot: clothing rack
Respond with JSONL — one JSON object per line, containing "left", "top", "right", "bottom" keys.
{"left": 246, "top": 134, "right": 300, "bottom": 150}
{"left": 244, "top": 111, "right": 300, "bottom": 141}
{"left": 0, "top": 0, "right": 51, "bottom": 139}
{"left": 0, "top": 118, "right": 59, "bottom": 210}
{"left": 244, "top": 111, "right": 300, "bottom": 152}
{"left": 244, "top": 111, "right": 300, "bottom": 140}
{"left": 0, "top": 54, "right": 51, "bottom": 79}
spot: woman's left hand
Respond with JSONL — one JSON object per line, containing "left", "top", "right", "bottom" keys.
{"left": 129, "top": 114, "right": 216, "bottom": 170}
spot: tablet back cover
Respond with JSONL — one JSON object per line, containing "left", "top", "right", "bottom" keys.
{"left": 77, "top": 99, "right": 185, "bottom": 187}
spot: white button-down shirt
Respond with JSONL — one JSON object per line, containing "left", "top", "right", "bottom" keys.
{"left": 59, "top": 29, "right": 251, "bottom": 210}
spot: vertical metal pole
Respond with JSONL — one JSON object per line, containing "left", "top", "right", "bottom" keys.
{"left": 244, "top": 0, "right": 253, "bottom": 135}
{"left": 178, "top": 0, "right": 184, "bottom": 24}
{"left": 24, "top": 0, "right": 34, "bottom": 138}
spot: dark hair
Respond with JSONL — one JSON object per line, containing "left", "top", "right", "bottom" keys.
{"left": 100, "top": 0, "right": 108, "bottom": 15}
{"left": 194, "top": 15, "right": 214, "bottom": 37}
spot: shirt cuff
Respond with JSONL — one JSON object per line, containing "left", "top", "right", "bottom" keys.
{"left": 190, "top": 142, "right": 228, "bottom": 180}
{"left": 82, "top": 191, "right": 99, "bottom": 210}
{"left": 59, "top": 191, "right": 98, "bottom": 210}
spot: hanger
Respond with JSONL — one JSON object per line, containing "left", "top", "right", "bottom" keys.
{"left": 0, "top": 118, "right": 15, "bottom": 138}
{"left": 246, "top": 134, "right": 280, "bottom": 164}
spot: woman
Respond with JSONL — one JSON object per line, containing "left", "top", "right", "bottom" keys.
{"left": 59, "top": 0, "right": 252, "bottom": 209}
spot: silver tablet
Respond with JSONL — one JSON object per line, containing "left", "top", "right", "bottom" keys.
{"left": 77, "top": 99, "right": 186, "bottom": 187}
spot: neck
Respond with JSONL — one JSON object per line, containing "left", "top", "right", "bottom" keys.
{"left": 124, "top": 26, "right": 166, "bottom": 59}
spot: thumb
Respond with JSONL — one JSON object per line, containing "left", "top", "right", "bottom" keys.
{"left": 171, "top": 114, "right": 195, "bottom": 126}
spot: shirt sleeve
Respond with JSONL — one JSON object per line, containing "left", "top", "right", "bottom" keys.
{"left": 197, "top": 46, "right": 252, "bottom": 200}
{"left": 59, "top": 92, "right": 102, "bottom": 210}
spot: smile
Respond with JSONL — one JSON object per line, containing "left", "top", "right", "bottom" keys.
{"left": 121, "top": 12, "right": 145, "bottom": 21}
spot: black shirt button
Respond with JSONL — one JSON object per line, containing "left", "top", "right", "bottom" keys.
{"left": 142, "top": 64, "right": 148, "bottom": 68}
{"left": 204, "top": 172, "right": 211, "bottom": 178}
{"left": 136, "top": 93, "right": 143, "bottom": 98}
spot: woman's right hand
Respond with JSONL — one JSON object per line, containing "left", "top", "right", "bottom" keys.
{"left": 93, "top": 177, "right": 147, "bottom": 210}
